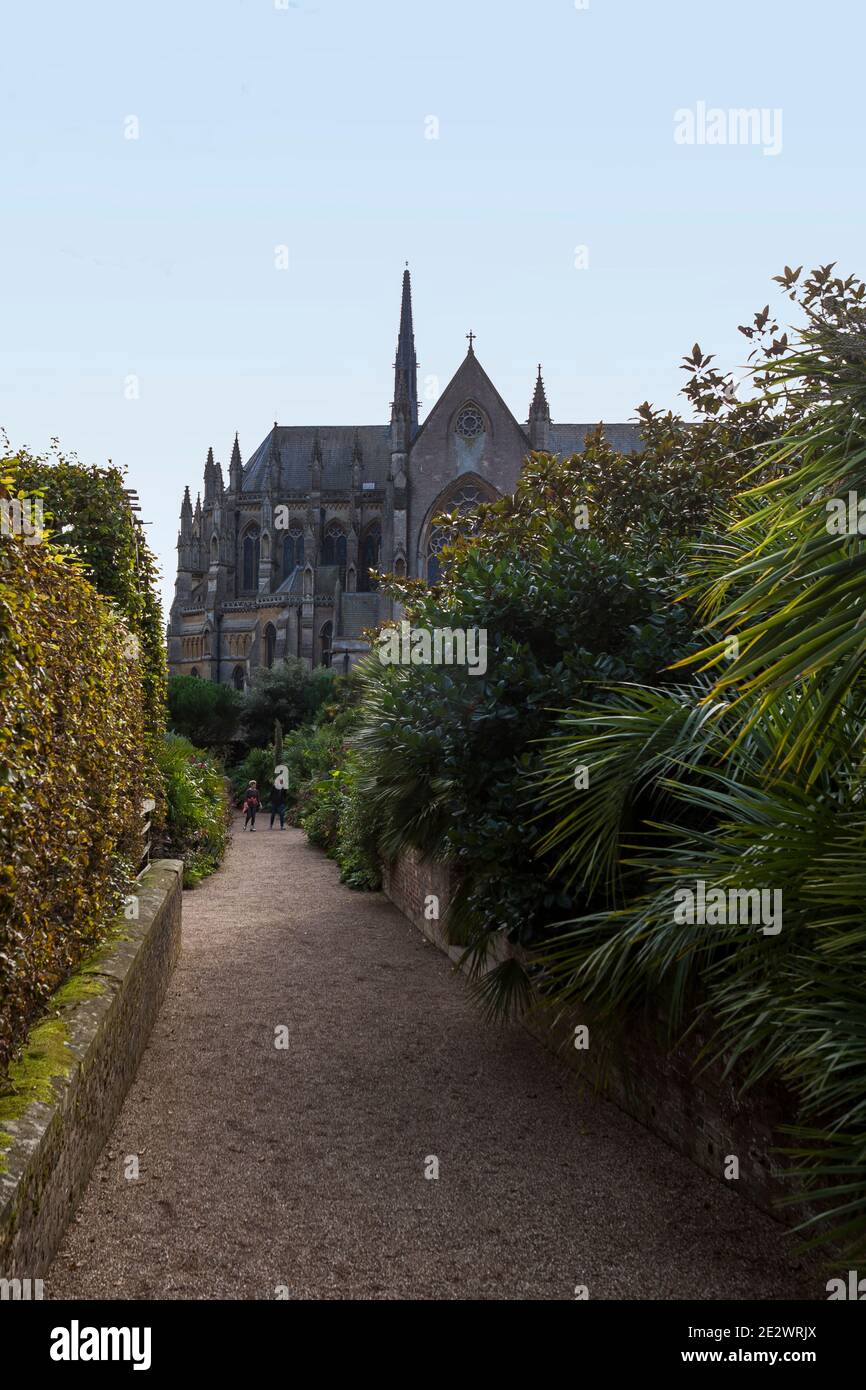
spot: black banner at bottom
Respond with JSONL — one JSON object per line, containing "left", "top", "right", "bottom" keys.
{"left": 1, "top": 1297, "right": 860, "bottom": 1374}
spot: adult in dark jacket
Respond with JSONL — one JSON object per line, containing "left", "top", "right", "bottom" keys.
{"left": 270, "top": 784, "right": 287, "bottom": 830}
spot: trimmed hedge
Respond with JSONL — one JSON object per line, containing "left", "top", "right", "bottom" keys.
{"left": 0, "top": 516, "right": 148, "bottom": 1078}
{"left": 4, "top": 441, "right": 166, "bottom": 810}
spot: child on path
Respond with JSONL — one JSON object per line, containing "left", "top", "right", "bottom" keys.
{"left": 242, "top": 781, "right": 261, "bottom": 830}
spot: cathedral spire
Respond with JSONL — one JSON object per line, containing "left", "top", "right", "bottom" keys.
{"left": 528, "top": 363, "right": 551, "bottom": 450}
{"left": 179, "top": 485, "right": 192, "bottom": 547}
{"left": 393, "top": 264, "right": 419, "bottom": 436}
{"left": 204, "top": 446, "right": 216, "bottom": 502}
{"left": 229, "top": 432, "right": 243, "bottom": 492}
{"left": 530, "top": 363, "right": 550, "bottom": 418}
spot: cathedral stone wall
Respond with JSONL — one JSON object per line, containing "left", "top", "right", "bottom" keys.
{"left": 407, "top": 349, "right": 531, "bottom": 574}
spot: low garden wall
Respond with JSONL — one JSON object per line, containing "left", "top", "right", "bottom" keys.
{"left": 382, "top": 849, "right": 796, "bottom": 1223}
{"left": 0, "top": 859, "right": 183, "bottom": 1278}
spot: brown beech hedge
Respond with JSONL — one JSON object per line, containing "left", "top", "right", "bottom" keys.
{"left": 0, "top": 522, "right": 148, "bottom": 1077}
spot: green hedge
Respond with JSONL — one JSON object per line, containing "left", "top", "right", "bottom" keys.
{"left": 0, "top": 512, "right": 148, "bottom": 1077}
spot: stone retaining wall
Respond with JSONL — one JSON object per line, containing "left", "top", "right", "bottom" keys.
{"left": 0, "top": 860, "right": 183, "bottom": 1277}
{"left": 382, "top": 849, "right": 797, "bottom": 1223}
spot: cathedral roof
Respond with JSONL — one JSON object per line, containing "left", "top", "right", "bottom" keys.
{"left": 548, "top": 423, "right": 643, "bottom": 456}
{"left": 242, "top": 425, "right": 392, "bottom": 492}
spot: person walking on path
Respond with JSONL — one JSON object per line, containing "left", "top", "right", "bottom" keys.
{"left": 270, "top": 783, "right": 287, "bottom": 830}
{"left": 242, "top": 781, "right": 261, "bottom": 831}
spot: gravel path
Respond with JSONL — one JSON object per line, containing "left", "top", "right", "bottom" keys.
{"left": 46, "top": 818, "right": 815, "bottom": 1300}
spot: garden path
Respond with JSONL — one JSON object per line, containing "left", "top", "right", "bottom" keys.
{"left": 46, "top": 818, "right": 814, "bottom": 1300}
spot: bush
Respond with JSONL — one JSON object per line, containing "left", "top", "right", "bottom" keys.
{"left": 298, "top": 771, "right": 342, "bottom": 850}
{"left": 232, "top": 676, "right": 363, "bottom": 816}
{"left": 333, "top": 759, "right": 381, "bottom": 890}
{"left": 529, "top": 265, "right": 866, "bottom": 1257}
{"left": 238, "top": 658, "right": 337, "bottom": 748}
{"left": 168, "top": 674, "right": 241, "bottom": 748}
{"left": 154, "top": 735, "right": 230, "bottom": 887}
{"left": 0, "top": 513, "right": 148, "bottom": 1078}
{"left": 3, "top": 438, "right": 167, "bottom": 798}
{"left": 350, "top": 456, "right": 713, "bottom": 993}
{"left": 298, "top": 758, "right": 380, "bottom": 890}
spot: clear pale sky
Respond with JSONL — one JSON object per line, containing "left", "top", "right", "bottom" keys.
{"left": 1, "top": 0, "right": 863, "bottom": 616}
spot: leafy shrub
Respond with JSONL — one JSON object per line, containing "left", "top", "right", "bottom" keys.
{"left": 154, "top": 735, "right": 230, "bottom": 887}
{"left": 529, "top": 265, "right": 866, "bottom": 1256}
{"left": 239, "top": 657, "right": 337, "bottom": 749}
{"left": 333, "top": 759, "right": 381, "bottom": 890}
{"left": 297, "top": 758, "right": 380, "bottom": 890}
{"left": 298, "top": 771, "right": 342, "bottom": 850}
{"left": 168, "top": 674, "right": 240, "bottom": 748}
{"left": 350, "top": 453, "right": 716, "bottom": 996}
{"left": 0, "top": 510, "right": 148, "bottom": 1078}
{"left": 281, "top": 705, "right": 357, "bottom": 805}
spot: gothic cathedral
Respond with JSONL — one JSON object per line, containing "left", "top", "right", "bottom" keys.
{"left": 167, "top": 269, "right": 641, "bottom": 685}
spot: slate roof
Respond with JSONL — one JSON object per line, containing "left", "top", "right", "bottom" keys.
{"left": 242, "top": 419, "right": 642, "bottom": 496}
{"left": 548, "top": 423, "right": 643, "bottom": 456}
{"left": 243, "top": 426, "right": 392, "bottom": 493}
{"left": 274, "top": 567, "right": 301, "bottom": 595}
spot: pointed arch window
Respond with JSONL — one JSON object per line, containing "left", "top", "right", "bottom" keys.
{"left": 232, "top": 665, "right": 245, "bottom": 691}
{"left": 242, "top": 527, "right": 260, "bottom": 591}
{"left": 322, "top": 522, "right": 347, "bottom": 569}
{"left": 282, "top": 526, "right": 304, "bottom": 578}
{"left": 358, "top": 521, "right": 381, "bottom": 592}
{"left": 424, "top": 482, "right": 492, "bottom": 583}
{"left": 447, "top": 483, "right": 487, "bottom": 511}
{"left": 426, "top": 527, "right": 447, "bottom": 584}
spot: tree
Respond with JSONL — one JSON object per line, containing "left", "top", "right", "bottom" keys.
{"left": 350, "top": 418, "right": 748, "bottom": 1016}
{"left": 238, "top": 658, "right": 336, "bottom": 748}
{"left": 168, "top": 675, "right": 241, "bottom": 747}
